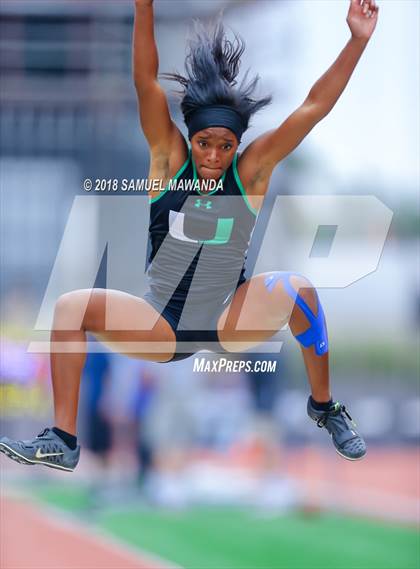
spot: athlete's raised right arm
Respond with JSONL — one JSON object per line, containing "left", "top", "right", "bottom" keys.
{"left": 133, "top": 0, "right": 181, "bottom": 154}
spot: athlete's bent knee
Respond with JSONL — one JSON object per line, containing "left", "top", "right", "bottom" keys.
{"left": 264, "top": 271, "right": 328, "bottom": 356}
{"left": 53, "top": 289, "right": 93, "bottom": 331}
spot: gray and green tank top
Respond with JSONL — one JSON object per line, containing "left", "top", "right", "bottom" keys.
{"left": 147, "top": 150, "right": 258, "bottom": 309}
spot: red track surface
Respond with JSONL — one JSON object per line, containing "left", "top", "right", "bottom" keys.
{"left": 0, "top": 447, "right": 418, "bottom": 569}
{"left": 0, "top": 495, "right": 166, "bottom": 569}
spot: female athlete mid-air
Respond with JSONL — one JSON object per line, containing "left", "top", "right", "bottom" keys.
{"left": 0, "top": 0, "right": 379, "bottom": 471}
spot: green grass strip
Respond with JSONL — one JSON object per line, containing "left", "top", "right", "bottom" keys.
{"left": 99, "top": 507, "right": 419, "bottom": 569}
{"left": 35, "top": 484, "right": 419, "bottom": 569}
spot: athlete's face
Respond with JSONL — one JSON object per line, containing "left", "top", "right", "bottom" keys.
{"left": 191, "top": 128, "right": 239, "bottom": 180}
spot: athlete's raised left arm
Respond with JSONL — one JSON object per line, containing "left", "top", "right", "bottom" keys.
{"left": 240, "top": 0, "right": 379, "bottom": 188}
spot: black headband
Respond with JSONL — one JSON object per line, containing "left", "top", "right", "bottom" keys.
{"left": 185, "top": 105, "right": 247, "bottom": 143}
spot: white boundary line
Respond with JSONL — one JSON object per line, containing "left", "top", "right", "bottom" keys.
{"left": 3, "top": 489, "right": 184, "bottom": 569}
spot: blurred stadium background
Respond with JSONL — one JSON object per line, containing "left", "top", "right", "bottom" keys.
{"left": 0, "top": 1, "right": 419, "bottom": 568}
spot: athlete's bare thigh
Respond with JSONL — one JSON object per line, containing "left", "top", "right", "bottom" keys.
{"left": 217, "top": 272, "right": 305, "bottom": 353}
{"left": 55, "top": 288, "right": 176, "bottom": 362}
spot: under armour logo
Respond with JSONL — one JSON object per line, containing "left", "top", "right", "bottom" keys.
{"left": 194, "top": 199, "right": 212, "bottom": 210}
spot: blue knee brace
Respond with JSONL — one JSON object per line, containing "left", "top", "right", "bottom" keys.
{"left": 264, "top": 272, "right": 328, "bottom": 356}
